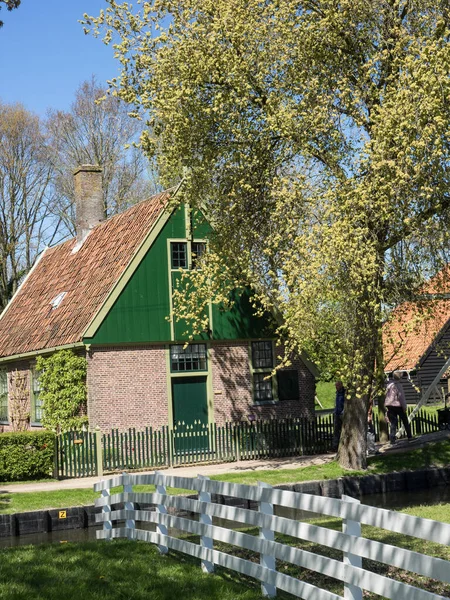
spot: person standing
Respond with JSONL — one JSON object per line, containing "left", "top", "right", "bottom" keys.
{"left": 333, "top": 380, "right": 345, "bottom": 449}
{"left": 384, "top": 371, "right": 412, "bottom": 444}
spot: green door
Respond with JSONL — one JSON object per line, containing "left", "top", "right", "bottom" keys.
{"left": 172, "top": 376, "right": 209, "bottom": 453}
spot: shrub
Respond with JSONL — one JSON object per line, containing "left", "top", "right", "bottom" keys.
{"left": 36, "top": 350, "right": 88, "bottom": 433}
{"left": 0, "top": 431, "right": 55, "bottom": 482}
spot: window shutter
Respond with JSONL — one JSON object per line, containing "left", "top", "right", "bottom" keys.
{"left": 277, "top": 370, "right": 299, "bottom": 401}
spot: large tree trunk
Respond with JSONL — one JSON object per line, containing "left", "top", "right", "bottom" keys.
{"left": 336, "top": 299, "right": 381, "bottom": 470}
{"left": 336, "top": 381, "right": 370, "bottom": 470}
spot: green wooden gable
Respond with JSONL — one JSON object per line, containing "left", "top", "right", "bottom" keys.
{"left": 83, "top": 204, "right": 272, "bottom": 346}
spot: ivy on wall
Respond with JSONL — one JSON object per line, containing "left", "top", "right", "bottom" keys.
{"left": 36, "top": 350, "right": 88, "bottom": 433}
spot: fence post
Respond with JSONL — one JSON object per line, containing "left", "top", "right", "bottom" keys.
{"left": 168, "top": 426, "right": 173, "bottom": 468}
{"left": 123, "top": 471, "right": 135, "bottom": 539}
{"left": 155, "top": 471, "right": 169, "bottom": 554}
{"left": 342, "top": 495, "right": 362, "bottom": 600}
{"left": 258, "top": 481, "right": 276, "bottom": 598}
{"left": 53, "top": 435, "right": 60, "bottom": 479}
{"left": 101, "top": 487, "right": 112, "bottom": 541}
{"left": 95, "top": 426, "right": 103, "bottom": 479}
{"left": 198, "top": 474, "right": 215, "bottom": 573}
{"left": 235, "top": 423, "right": 241, "bottom": 462}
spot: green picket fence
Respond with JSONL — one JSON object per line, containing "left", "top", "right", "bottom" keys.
{"left": 55, "top": 429, "right": 98, "bottom": 478}
{"left": 55, "top": 409, "right": 440, "bottom": 478}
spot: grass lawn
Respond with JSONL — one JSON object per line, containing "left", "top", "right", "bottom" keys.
{"left": 0, "top": 539, "right": 264, "bottom": 600}
{"left": 1, "top": 440, "right": 449, "bottom": 514}
{"left": 315, "top": 380, "right": 335, "bottom": 410}
{"left": 0, "top": 501, "right": 449, "bottom": 600}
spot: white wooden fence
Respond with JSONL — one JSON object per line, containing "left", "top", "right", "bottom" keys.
{"left": 94, "top": 472, "right": 450, "bottom": 600}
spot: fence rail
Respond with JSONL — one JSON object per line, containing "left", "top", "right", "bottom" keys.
{"left": 94, "top": 472, "right": 450, "bottom": 600}
{"left": 55, "top": 408, "right": 440, "bottom": 478}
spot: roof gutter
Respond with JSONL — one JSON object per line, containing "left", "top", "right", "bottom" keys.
{"left": 0, "top": 342, "right": 86, "bottom": 365}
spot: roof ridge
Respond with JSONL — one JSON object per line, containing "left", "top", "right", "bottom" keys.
{"left": 49, "top": 187, "right": 176, "bottom": 251}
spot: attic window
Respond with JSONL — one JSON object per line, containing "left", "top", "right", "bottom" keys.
{"left": 50, "top": 292, "right": 67, "bottom": 309}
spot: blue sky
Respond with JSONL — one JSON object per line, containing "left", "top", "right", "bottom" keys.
{"left": 0, "top": 1, "right": 118, "bottom": 116}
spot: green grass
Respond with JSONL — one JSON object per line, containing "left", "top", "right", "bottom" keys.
{"left": 0, "top": 485, "right": 191, "bottom": 515}
{"left": 1, "top": 502, "right": 449, "bottom": 600}
{"left": 315, "top": 381, "right": 335, "bottom": 410}
{"left": 0, "top": 539, "right": 264, "bottom": 600}
{"left": 1, "top": 440, "right": 449, "bottom": 515}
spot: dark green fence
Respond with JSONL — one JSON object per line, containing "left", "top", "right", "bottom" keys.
{"left": 55, "top": 409, "right": 440, "bottom": 478}
{"left": 55, "top": 429, "right": 98, "bottom": 478}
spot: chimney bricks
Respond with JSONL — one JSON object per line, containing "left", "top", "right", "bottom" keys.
{"left": 73, "top": 165, "right": 104, "bottom": 243}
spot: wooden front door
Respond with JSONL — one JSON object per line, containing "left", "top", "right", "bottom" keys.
{"left": 172, "top": 376, "right": 209, "bottom": 452}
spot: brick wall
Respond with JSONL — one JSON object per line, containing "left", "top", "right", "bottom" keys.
{"left": 87, "top": 345, "right": 168, "bottom": 432}
{"left": 210, "top": 342, "right": 315, "bottom": 424}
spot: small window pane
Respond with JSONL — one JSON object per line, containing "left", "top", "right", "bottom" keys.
{"left": 0, "top": 370, "right": 8, "bottom": 422}
{"left": 32, "top": 370, "right": 43, "bottom": 424}
{"left": 252, "top": 341, "right": 273, "bottom": 369}
{"left": 191, "top": 242, "right": 206, "bottom": 269}
{"left": 171, "top": 242, "right": 187, "bottom": 269}
{"left": 171, "top": 344, "right": 207, "bottom": 372}
{"left": 254, "top": 372, "right": 273, "bottom": 402}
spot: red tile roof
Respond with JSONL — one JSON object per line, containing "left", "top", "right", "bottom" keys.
{"left": 383, "top": 299, "right": 450, "bottom": 372}
{"left": 0, "top": 191, "right": 171, "bottom": 358}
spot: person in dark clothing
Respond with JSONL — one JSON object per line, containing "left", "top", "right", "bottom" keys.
{"left": 333, "top": 380, "right": 345, "bottom": 449}
{"left": 384, "top": 371, "right": 412, "bottom": 444}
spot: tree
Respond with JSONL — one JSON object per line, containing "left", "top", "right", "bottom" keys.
{"left": 46, "top": 77, "right": 158, "bottom": 235}
{"left": 0, "top": 0, "right": 20, "bottom": 28}
{"left": 0, "top": 102, "right": 58, "bottom": 311}
{"left": 85, "top": 1, "right": 450, "bottom": 469}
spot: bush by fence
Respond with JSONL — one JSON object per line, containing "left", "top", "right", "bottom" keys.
{"left": 0, "top": 431, "right": 55, "bottom": 482}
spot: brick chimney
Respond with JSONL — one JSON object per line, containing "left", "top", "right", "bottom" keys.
{"left": 73, "top": 165, "right": 104, "bottom": 243}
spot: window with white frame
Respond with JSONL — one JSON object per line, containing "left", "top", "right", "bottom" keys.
{"left": 251, "top": 341, "right": 275, "bottom": 402}
{"left": 0, "top": 369, "right": 8, "bottom": 423}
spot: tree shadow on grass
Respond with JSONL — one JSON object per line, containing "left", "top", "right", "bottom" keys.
{"left": 0, "top": 493, "right": 12, "bottom": 512}
{"left": 0, "top": 539, "right": 263, "bottom": 600}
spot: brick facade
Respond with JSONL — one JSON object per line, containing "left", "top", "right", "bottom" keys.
{"left": 87, "top": 345, "right": 169, "bottom": 432}
{"left": 0, "top": 341, "right": 315, "bottom": 434}
{"left": 210, "top": 341, "right": 315, "bottom": 424}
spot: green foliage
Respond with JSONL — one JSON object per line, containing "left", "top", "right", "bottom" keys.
{"left": 0, "top": 430, "right": 55, "bottom": 482}
{"left": 36, "top": 350, "right": 88, "bottom": 433}
{"left": 85, "top": 1, "right": 450, "bottom": 470}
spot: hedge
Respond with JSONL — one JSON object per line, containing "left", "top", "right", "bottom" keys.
{"left": 0, "top": 431, "right": 55, "bottom": 482}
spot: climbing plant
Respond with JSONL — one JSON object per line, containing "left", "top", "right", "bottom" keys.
{"left": 35, "top": 350, "right": 88, "bottom": 433}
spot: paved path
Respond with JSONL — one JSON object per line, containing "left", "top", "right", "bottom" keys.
{"left": 1, "top": 429, "right": 449, "bottom": 495}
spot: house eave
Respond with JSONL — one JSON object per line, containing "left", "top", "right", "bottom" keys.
{"left": 0, "top": 342, "right": 85, "bottom": 364}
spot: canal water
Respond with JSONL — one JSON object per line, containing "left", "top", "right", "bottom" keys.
{"left": 1, "top": 485, "right": 449, "bottom": 549}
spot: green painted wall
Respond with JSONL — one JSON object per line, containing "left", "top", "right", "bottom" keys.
{"left": 84, "top": 206, "right": 185, "bottom": 345}
{"left": 211, "top": 289, "right": 273, "bottom": 340}
{"left": 84, "top": 204, "right": 272, "bottom": 345}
